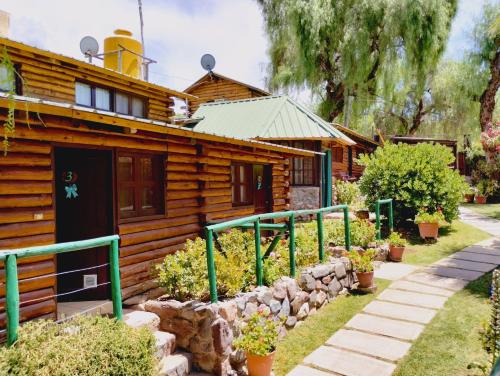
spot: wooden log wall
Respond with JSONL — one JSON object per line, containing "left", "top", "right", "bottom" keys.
{"left": 187, "top": 77, "right": 267, "bottom": 114}
{"left": 0, "top": 111, "right": 292, "bottom": 328}
{"left": 3, "top": 40, "right": 175, "bottom": 122}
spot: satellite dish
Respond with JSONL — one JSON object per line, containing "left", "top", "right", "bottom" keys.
{"left": 200, "top": 54, "right": 216, "bottom": 72}
{"left": 80, "top": 36, "right": 99, "bottom": 56}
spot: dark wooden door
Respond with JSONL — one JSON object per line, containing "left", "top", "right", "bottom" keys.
{"left": 254, "top": 165, "right": 272, "bottom": 214}
{"left": 55, "top": 148, "right": 113, "bottom": 301}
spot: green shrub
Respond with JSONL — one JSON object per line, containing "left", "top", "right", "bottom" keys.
{"left": 387, "top": 231, "right": 407, "bottom": 247}
{"left": 0, "top": 316, "right": 156, "bottom": 376}
{"left": 344, "top": 249, "right": 376, "bottom": 273}
{"left": 335, "top": 181, "right": 361, "bottom": 205}
{"left": 233, "top": 312, "right": 280, "bottom": 356}
{"left": 358, "top": 143, "right": 467, "bottom": 223}
{"left": 322, "top": 219, "right": 376, "bottom": 248}
{"left": 414, "top": 210, "right": 446, "bottom": 225}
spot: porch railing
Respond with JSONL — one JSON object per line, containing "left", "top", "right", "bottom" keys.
{"left": 375, "top": 198, "right": 394, "bottom": 240}
{"left": 0, "top": 235, "right": 122, "bottom": 346}
{"left": 205, "top": 204, "right": 351, "bottom": 303}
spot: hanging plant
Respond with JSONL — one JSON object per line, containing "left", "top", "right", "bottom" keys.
{"left": 0, "top": 47, "right": 16, "bottom": 155}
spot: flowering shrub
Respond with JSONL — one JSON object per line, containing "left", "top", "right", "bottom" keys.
{"left": 344, "top": 249, "right": 376, "bottom": 273}
{"left": 481, "top": 122, "right": 500, "bottom": 153}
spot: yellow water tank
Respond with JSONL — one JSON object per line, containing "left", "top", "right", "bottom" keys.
{"left": 104, "top": 29, "right": 143, "bottom": 79}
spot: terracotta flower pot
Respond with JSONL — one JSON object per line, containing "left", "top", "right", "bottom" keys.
{"left": 475, "top": 195, "right": 487, "bottom": 204}
{"left": 246, "top": 351, "right": 275, "bottom": 376}
{"left": 356, "top": 271, "right": 374, "bottom": 288}
{"left": 355, "top": 210, "right": 370, "bottom": 220}
{"left": 418, "top": 222, "right": 439, "bottom": 239}
{"left": 464, "top": 193, "right": 474, "bottom": 203}
{"left": 389, "top": 245, "right": 405, "bottom": 262}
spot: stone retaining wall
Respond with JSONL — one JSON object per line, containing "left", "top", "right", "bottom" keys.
{"left": 144, "top": 256, "right": 357, "bottom": 375}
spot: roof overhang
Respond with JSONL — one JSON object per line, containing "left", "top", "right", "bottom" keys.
{"left": 256, "top": 136, "right": 356, "bottom": 146}
{"left": 0, "top": 94, "right": 319, "bottom": 157}
{"left": 0, "top": 37, "right": 197, "bottom": 101}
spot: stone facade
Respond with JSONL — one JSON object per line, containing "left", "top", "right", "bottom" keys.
{"left": 144, "top": 257, "right": 357, "bottom": 375}
{"left": 289, "top": 186, "right": 320, "bottom": 211}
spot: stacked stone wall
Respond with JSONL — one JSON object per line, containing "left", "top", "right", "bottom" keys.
{"left": 144, "top": 256, "right": 357, "bottom": 375}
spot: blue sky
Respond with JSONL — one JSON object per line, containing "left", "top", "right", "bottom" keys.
{"left": 1, "top": 0, "right": 496, "bottom": 100}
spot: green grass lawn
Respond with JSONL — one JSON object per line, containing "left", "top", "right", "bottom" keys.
{"left": 403, "top": 220, "right": 491, "bottom": 265}
{"left": 463, "top": 203, "right": 500, "bottom": 220}
{"left": 273, "top": 278, "right": 391, "bottom": 376}
{"left": 394, "top": 273, "right": 492, "bottom": 376}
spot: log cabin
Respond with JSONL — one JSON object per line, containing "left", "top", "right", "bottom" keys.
{"left": 185, "top": 73, "right": 380, "bottom": 191}
{"left": 0, "top": 35, "right": 320, "bottom": 332}
{"left": 184, "top": 71, "right": 271, "bottom": 115}
{"left": 334, "top": 124, "right": 380, "bottom": 179}
{"left": 189, "top": 96, "right": 357, "bottom": 210}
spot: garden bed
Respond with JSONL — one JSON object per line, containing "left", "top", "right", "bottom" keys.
{"left": 144, "top": 256, "right": 358, "bottom": 375}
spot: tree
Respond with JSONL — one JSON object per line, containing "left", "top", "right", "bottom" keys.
{"left": 364, "top": 59, "right": 487, "bottom": 138}
{"left": 470, "top": 2, "right": 500, "bottom": 131}
{"left": 257, "top": 0, "right": 458, "bottom": 122}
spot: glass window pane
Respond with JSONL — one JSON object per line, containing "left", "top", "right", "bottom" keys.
{"left": 116, "top": 92, "right": 129, "bottom": 114}
{"left": 75, "top": 82, "right": 91, "bottom": 106}
{"left": 119, "top": 188, "right": 135, "bottom": 212}
{"left": 141, "top": 188, "right": 153, "bottom": 209}
{"left": 239, "top": 166, "right": 245, "bottom": 182}
{"left": 131, "top": 97, "right": 144, "bottom": 117}
{"left": 95, "top": 87, "right": 110, "bottom": 110}
{"left": 141, "top": 158, "right": 153, "bottom": 180}
{"left": 240, "top": 186, "right": 246, "bottom": 203}
{"left": 0, "top": 65, "right": 14, "bottom": 92}
{"left": 118, "top": 156, "right": 134, "bottom": 180}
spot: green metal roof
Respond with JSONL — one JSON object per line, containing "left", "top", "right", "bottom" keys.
{"left": 191, "top": 95, "right": 355, "bottom": 145}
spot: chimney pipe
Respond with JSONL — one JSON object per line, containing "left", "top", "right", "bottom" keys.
{"left": 0, "top": 10, "right": 9, "bottom": 38}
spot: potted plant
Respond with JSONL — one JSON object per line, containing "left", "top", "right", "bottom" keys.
{"left": 464, "top": 184, "right": 475, "bottom": 203}
{"left": 475, "top": 179, "right": 495, "bottom": 204}
{"left": 387, "top": 232, "right": 407, "bottom": 262}
{"left": 345, "top": 249, "right": 376, "bottom": 288}
{"left": 414, "top": 210, "right": 445, "bottom": 240}
{"left": 234, "top": 312, "right": 280, "bottom": 376}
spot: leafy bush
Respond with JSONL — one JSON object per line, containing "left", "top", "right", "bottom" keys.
{"left": 388, "top": 231, "right": 407, "bottom": 247}
{"left": 157, "top": 230, "right": 296, "bottom": 301}
{"left": 334, "top": 181, "right": 360, "bottom": 205}
{"left": 414, "top": 210, "right": 446, "bottom": 225}
{"left": 0, "top": 316, "right": 156, "bottom": 376}
{"left": 358, "top": 143, "right": 467, "bottom": 223}
{"left": 344, "top": 249, "right": 376, "bottom": 273}
{"left": 295, "top": 218, "right": 376, "bottom": 250}
{"left": 233, "top": 312, "right": 281, "bottom": 356}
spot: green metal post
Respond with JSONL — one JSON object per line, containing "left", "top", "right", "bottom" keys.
{"left": 375, "top": 201, "right": 381, "bottom": 240}
{"left": 109, "top": 239, "right": 123, "bottom": 320}
{"left": 254, "top": 220, "right": 263, "bottom": 286}
{"left": 289, "top": 214, "right": 296, "bottom": 277}
{"left": 388, "top": 200, "right": 394, "bottom": 232}
{"left": 325, "top": 150, "right": 332, "bottom": 207}
{"left": 205, "top": 229, "right": 218, "bottom": 303}
{"left": 343, "top": 206, "right": 351, "bottom": 251}
{"left": 262, "top": 230, "right": 284, "bottom": 260}
{"left": 5, "top": 254, "right": 19, "bottom": 346}
{"left": 317, "top": 212, "right": 325, "bottom": 262}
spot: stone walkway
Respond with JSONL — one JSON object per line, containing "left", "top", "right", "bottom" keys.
{"left": 287, "top": 211, "right": 500, "bottom": 376}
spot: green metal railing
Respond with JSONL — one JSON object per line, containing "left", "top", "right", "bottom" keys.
{"left": 204, "top": 204, "right": 351, "bottom": 303}
{"left": 0, "top": 235, "right": 122, "bottom": 346}
{"left": 375, "top": 198, "right": 394, "bottom": 240}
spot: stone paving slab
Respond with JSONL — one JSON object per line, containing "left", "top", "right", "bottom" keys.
{"left": 287, "top": 365, "right": 334, "bottom": 376}
{"left": 450, "top": 251, "right": 500, "bottom": 265}
{"left": 461, "top": 238, "right": 500, "bottom": 255}
{"left": 377, "top": 289, "right": 447, "bottom": 309}
{"left": 424, "top": 265, "right": 484, "bottom": 281}
{"left": 327, "top": 329, "right": 412, "bottom": 361}
{"left": 459, "top": 207, "right": 500, "bottom": 236}
{"left": 405, "top": 272, "right": 469, "bottom": 290}
{"left": 363, "top": 300, "right": 437, "bottom": 324}
{"left": 303, "top": 346, "right": 396, "bottom": 376}
{"left": 374, "top": 263, "right": 417, "bottom": 281}
{"left": 433, "top": 258, "right": 497, "bottom": 272}
{"left": 389, "top": 280, "right": 455, "bottom": 297}
{"left": 346, "top": 313, "right": 425, "bottom": 341}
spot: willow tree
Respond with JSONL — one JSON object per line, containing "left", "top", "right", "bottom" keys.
{"left": 257, "top": 0, "right": 457, "bottom": 121}
{"left": 470, "top": 2, "right": 500, "bottom": 131}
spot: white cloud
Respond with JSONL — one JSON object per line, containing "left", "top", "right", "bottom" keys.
{"left": 1, "top": 0, "right": 270, "bottom": 93}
